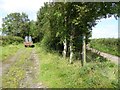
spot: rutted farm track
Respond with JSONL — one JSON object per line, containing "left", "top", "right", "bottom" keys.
{"left": 1, "top": 47, "right": 45, "bottom": 88}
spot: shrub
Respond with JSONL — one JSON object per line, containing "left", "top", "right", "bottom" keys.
{"left": 0, "top": 36, "right": 23, "bottom": 46}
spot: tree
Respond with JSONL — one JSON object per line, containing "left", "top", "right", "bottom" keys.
{"left": 2, "top": 12, "right": 30, "bottom": 38}
{"left": 36, "top": 2, "right": 119, "bottom": 65}
{"left": 29, "top": 20, "right": 41, "bottom": 42}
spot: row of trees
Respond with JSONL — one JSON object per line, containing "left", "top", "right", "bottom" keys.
{"left": 2, "top": 13, "right": 39, "bottom": 41}
{"left": 2, "top": 2, "right": 119, "bottom": 64}
{"left": 36, "top": 2, "right": 119, "bottom": 64}
{"left": 2, "top": 13, "right": 30, "bottom": 37}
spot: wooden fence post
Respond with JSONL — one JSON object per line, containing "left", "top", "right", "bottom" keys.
{"left": 83, "top": 35, "right": 86, "bottom": 65}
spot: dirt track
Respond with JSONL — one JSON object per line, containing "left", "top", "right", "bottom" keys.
{"left": 1, "top": 47, "right": 45, "bottom": 88}
{"left": 1, "top": 45, "right": 119, "bottom": 88}
{"left": 2, "top": 48, "right": 26, "bottom": 74}
{"left": 19, "top": 48, "right": 46, "bottom": 88}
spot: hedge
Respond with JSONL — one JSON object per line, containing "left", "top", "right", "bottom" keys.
{"left": 0, "top": 36, "right": 23, "bottom": 46}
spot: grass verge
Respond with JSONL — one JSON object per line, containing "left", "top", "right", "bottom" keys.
{"left": 0, "top": 44, "right": 23, "bottom": 61}
{"left": 2, "top": 48, "right": 33, "bottom": 88}
{"left": 36, "top": 45, "right": 118, "bottom": 88}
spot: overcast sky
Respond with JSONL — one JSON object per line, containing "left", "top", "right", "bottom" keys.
{"left": 0, "top": 0, "right": 118, "bottom": 38}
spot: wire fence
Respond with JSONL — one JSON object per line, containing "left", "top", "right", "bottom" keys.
{"left": 83, "top": 49, "right": 107, "bottom": 63}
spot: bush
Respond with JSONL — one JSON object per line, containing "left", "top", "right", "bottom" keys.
{"left": 0, "top": 36, "right": 23, "bottom": 46}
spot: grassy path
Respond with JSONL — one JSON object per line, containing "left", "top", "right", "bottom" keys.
{"left": 2, "top": 47, "right": 31, "bottom": 88}
{"left": 1, "top": 45, "right": 45, "bottom": 88}
{"left": 19, "top": 48, "right": 45, "bottom": 88}
{"left": 0, "top": 44, "right": 23, "bottom": 88}
{"left": 2, "top": 48, "right": 26, "bottom": 74}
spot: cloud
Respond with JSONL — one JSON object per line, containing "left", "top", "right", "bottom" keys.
{"left": 0, "top": 1, "right": 119, "bottom": 38}
{"left": 1, "top": 0, "right": 49, "bottom": 13}
{"left": 92, "top": 17, "right": 118, "bottom": 38}
{"left": 0, "top": 0, "right": 49, "bottom": 28}
{"left": 0, "top": 0, "right": 50, "bottom": 17}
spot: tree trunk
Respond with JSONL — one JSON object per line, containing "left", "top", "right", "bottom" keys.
{"left": 70, "top": 35, "right": 73, "bottom": 64}
{"left": 63, "top": 38, "right": 67, "bottom": 59}
{"left": 82, "top": 36, "right": 86, "bottom": 66}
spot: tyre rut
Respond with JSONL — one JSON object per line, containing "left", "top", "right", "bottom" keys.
{"left": 19, "top": 48, "right": 46, "bottom": 88}
{"left": 0, "top": 48, "right": 27, "bottom": 76}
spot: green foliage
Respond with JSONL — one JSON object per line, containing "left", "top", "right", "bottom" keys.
{"left": 0, "top": 36, "right": 23, "bottom": 46}
{"left": 80, "top": 62, "right": 118, "bottom": 88}
{"left": 86, "top": 50, "right": 108, "bottom": 62}
{"left": 0, "top": 44, "right": 22, "bottom": 61}
{"left": 36, "top": 2, "right": 119, "bottom": 61}
{"left": 29, "top": 20, "right": 41, "bottom": 42}
{"left": 90, "top": 38, "right": 119, "bottom": 57}
{"left": 36, "top": 45, "right": 118, "bottom": 88}
{"left": 2, "top": 12, "right": 30, "bottom": 37}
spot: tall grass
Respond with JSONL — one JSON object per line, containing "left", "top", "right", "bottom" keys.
{"left": 36, "top": 44, "right": 118, "bottom": 88}
{"left": 0, "top": 44, "right": 23, "bottom": 61}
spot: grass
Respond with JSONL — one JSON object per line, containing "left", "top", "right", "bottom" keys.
{"left": 90, "top": 43, "right": 119, "bottom": 57}
{"left": 90, "top": 39, "right": 119, "bottom": 57}
{"left": 2, "top": 48, "right": 33, "bottom": 88}
{"left": 0, "top": 44, "right": 23, "bottom": 61}
{"left": 36, "top": 45, "right": 118, "bottom": 88}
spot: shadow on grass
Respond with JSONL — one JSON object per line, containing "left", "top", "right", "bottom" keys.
{"left": 86, "top": 50, "right": 107, "bottom": 63}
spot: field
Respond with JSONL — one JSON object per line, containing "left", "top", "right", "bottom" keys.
{"left": 90, "top": 38, "right": 119, "bottom": 57}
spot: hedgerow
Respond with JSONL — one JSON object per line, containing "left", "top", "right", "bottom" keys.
{"left": 0, "top": 36, "right": 23, "bottom": 46}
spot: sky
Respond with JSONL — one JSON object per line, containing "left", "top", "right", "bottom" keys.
{"left": 92, "top": 16, "right": 118, "bottom": 38}
{"left": 0, "top": 0, "right": 118, "bottom": 38}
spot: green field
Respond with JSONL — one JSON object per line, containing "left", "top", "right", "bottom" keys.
{"left": 36, "top": 45, "right": 118, "bottom": 88}
{"left": 90, "top": 38, "right": 119, "bottom": 57}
